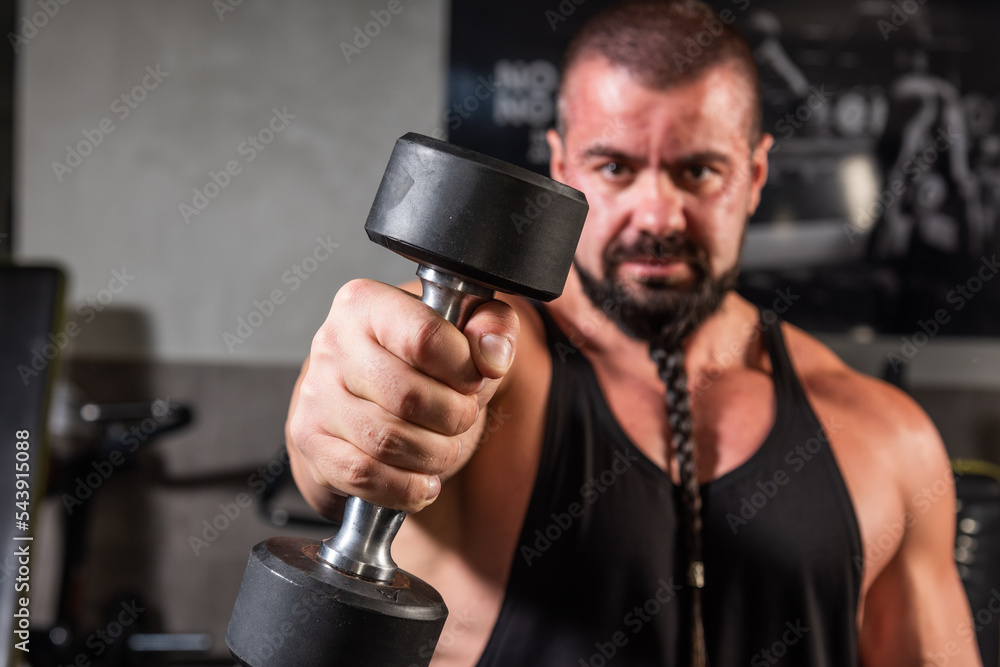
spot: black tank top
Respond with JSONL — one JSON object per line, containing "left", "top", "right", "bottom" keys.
{"left": 476, "top": 307, "right": 862, "bottom": 666}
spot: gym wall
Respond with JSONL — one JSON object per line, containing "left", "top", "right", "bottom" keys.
{"left": 18, "top": 0, "right": 444, "bottom": 364}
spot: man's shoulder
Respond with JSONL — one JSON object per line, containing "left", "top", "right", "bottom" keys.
{"left": 780, "top": 321, "right": 947, "bottom": 484}
{"left": 781, "top": 321, "right": 929, "bottom": 424}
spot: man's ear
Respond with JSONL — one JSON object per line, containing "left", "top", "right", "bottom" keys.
{"left": 747, "top": 132, "right": 773, "bottom": 217}
{"left": 547, "top": 128, "right": 566, "bottom": 183}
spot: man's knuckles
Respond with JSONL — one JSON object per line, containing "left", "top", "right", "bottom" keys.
{"left": 341, "top": 454, "right": 382, "bottom": 491}
{"left": 364, "top": 421, "right": 463, "bottom": 475}
{"left": 334, "top": 278, "right": 383, "bottom": 315}
{"left": 447, "top": 393, "right": 482, "bottom": 434}
{"left": 391, "top": 377, "right": 434, "bottom": 424}
{"left": 287, "top": 410, "right": 322, "bottom": 458}
{"left": 335, "top": 279, "right": 494, "bottom": 395}
{"left": 315, "top": 281, "right": 373, "bottom": 352}
{"left": 368, "top": 422, "right": 410, "bottom": 462}
{"left": 381, "top": 306, "right": 482, "bottom": 393}
{"left": 403, "top": 306, "right": 452, "bottom": 363}
{"left": 339, "top": 455, "right": 433, "bottom": 511}
{"left": 386, "top": 380, "right": 479, "bottom": 434}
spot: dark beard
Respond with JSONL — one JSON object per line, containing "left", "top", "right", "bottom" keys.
{"left": 576, "top": 232, "right": 739, "bottom": 349}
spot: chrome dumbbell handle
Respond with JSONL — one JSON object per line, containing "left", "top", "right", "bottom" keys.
{"left": 318, "top": 265, "right": 493, "bottom": 582}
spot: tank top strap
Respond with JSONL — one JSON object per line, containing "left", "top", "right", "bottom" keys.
{"left": 760, "top": 315, "right": 809, "bottom": 412}
{"left": 531, "top": 300, "right": 578, "bottom": 356}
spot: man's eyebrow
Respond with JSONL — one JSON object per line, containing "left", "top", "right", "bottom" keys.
{"left": 578, "top": 146, "right": 642, "bottom": 162}
{"left": 677, "top": 150, "right": 732, "bottom": 166}
{"left": 577, "top": 147, "right": 734, "bottom": 166}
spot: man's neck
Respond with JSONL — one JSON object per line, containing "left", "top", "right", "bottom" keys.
{"left": 545, "top": 269, "right": 762, "bottom": 380}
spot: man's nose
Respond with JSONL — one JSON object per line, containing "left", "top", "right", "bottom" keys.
{"left": 632, "top": 169, "right": 686, "bottom": 235}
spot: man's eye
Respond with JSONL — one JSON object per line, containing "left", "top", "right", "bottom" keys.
{"left": 686, "top": 165, "right": 711, "bottom": 180}
{"left": 601, "top": 161, "right": 631, "bottom": 178}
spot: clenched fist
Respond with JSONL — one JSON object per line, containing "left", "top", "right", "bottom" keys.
{"left": 287, "top": 279, "right": 520, "bottom": 515}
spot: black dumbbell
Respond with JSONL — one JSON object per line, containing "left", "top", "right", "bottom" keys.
{"left": 226, "top": 133, "right": 588, "bottom": 667}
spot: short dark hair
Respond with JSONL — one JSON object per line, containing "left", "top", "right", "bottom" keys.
{"left": 558, "top": 0, "right": 762, "bottom": 144}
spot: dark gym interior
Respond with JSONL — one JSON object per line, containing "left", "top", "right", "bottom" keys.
{"left": 3, "top": 0, "right": 999, "bottom": 665}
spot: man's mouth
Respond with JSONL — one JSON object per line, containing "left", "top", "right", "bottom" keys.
{"left": 619, "top": 256, "right": 693, "bottom": 284}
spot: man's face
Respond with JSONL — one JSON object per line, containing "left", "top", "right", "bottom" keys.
{"left": 548, "top": 57, "right": 771, "bottom": 345}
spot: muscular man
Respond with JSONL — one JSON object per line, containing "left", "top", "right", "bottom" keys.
{"left": 287, "top": 1, "right": 980, "bottom": 664}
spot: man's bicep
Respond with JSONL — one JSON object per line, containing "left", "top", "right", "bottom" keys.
{"left": 860, "top": 422, "right": 981, "bottom": 666}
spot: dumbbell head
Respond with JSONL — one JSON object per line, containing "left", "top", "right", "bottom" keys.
{"left": 227, "top": 537, "right": 447, "bottom": 667}
{"left": 365, "top": 132, "right": 588, "bottom": 301}
{"left": 227, "top": 133, "right": 587, "bottom": 667}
